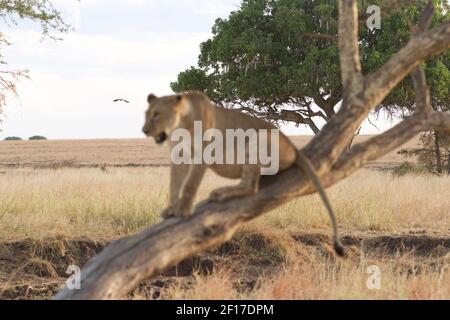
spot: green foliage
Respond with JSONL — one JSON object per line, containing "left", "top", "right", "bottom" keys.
{"left": 0, "top": 0, "right": 70, "bottom": 64}
{"left": 4, "top": 136, "right": 22, "bottom": 141}
{"left": 172, "top": 0, "right": 450, "bottom": 131}
{"left": 170, "top": 67, "right": 218, "bottom": 100}
{"left": 0, "top": 0, "right": 70, "bottom": 37}
{"left": 173, "top": 0, "right": 342, "bottom": 122}
{"left": 28, "top": 135, "right": 47, "bottom": 140}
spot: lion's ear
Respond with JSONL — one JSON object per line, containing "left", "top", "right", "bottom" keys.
{"left": 172, "top": 95, "right": 190, "bottom": 115}
{"left": 147, "top": 94, "right": 157, "bottom": 104}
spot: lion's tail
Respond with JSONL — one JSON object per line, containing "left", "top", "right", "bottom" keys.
{"left": 296, "top": 152, "right": 345, "bottom": 257}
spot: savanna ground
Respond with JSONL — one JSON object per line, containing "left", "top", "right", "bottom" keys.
{"left": 0, "top": 136, "right": 449, "bottom": 300}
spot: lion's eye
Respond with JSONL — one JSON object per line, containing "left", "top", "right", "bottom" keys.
{"left": 153, "top": 112, "right": 160, "bottom": 120}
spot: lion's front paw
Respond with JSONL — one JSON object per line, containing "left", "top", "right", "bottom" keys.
{"left": 161, "top": 205, "right": 192, "bottom": 220}
{"left": 161, "top": 206, "right": 177, "bottom": 219}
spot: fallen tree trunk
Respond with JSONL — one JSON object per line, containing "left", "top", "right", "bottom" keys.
{"left": 55, "top": 1, "right": 450, "bottom": 300}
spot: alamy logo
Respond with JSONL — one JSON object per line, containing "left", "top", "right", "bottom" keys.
{"left": 66, "top": 265, "right": 81, "bottom": 290}
{"left": 367, "top": 265, "right": 382, "bottom": 290}
{"left": 170, "top": 121, "right": 280, "bottom": 175}
{"left": 367, "top": 5, "right": 381, "bottom": 30}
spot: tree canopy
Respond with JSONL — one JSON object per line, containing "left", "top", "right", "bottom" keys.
{"left": 171, "top": 0, "right": 450, "bottom": 133}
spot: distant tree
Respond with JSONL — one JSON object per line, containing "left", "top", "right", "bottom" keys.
{"left": 399, "top": 132, "right": 450, "bottom": 175}
{"left": 171, "top": 0, "right": 450, "bottom": 134}
{"left": 29, "top": 135, "right": 47, "bottom": 140}
{"left": 0, "top": 0, "right": 71, "bottom": 120}
{"left": 4, "top": 136, "right": 22, "bottom": 141}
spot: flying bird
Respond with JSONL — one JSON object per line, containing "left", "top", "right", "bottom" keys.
{"left": 113, "top": 98, "right": 130, "bottom": 103}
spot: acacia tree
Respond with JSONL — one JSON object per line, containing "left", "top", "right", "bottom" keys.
{"left": 171, "top": 0, "right": 449, "bottom": 134}
{"left": 55, "top": 0, "right": 450, "bottom": 300}
{"left": 399, "top": 131, "right": 450, "bottom": 174}
{"left": 0, "top": 0, "right": 69, "bottom": 116}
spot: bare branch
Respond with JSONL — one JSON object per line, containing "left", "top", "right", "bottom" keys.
{"left": 411, "top": 67, "right": 431, "bottom": 113}
{"left": 410, "top": 1, "right": 434, "bottom": 113}
{"left": 367, "top": 115, "right": 380, "bottom": 132}
{"left": 235, "top": 104, "right": 322, "bottom": 134}
{"left": 0, "top": 69, "right": 30, "bottom": 111}
{"left": 416, "top": 1, "right": 435, "bottom": 32}
{"left": 338, "top": 0, "right": 362, "bottom": 92}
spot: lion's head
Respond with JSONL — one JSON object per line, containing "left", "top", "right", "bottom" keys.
{"left": 142, "top": 94, "right": 189, "bottom": 144}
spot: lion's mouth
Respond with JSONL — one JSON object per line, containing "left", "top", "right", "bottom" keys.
{"left": 155, "top": 132, "right": 168, "bottom": 145}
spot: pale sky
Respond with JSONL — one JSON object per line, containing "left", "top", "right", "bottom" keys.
{"left": 0, "top": 0, "right": 397, "bottom": 140}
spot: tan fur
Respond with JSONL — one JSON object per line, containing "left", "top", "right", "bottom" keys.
{"left": 143, "top": 91, "right": 344, "bottom": 256}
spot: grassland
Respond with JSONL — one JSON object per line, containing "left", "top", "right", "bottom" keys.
{"left": 0, "top": 136, "right": 418, "bottom": 169}
{"left": 0, "top": 137, "right": 449, "bottom": 300}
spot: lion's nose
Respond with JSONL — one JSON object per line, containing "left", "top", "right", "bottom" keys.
{"left": 143, "top": 127, "right": 151, "bottom": 136}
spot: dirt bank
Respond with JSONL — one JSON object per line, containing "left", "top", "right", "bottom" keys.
{"left": 0, "top": 230, "right": 448, "bottom": 300}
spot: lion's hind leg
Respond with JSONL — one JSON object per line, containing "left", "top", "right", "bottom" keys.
{"left": 209, "top": 165, "right": 261, "bottom": 202}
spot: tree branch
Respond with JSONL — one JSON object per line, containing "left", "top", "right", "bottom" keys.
{"left": 411, "top": 67, "right": 431, "bottom": 113}
{"left": 338, "top": 0, "right": 362, "bottom": 92}
{"left": 235, "top": 103, "right": 322, "bottom": 134}
{"left": 313, "top": 93, "right": 338, "bottom": 119}
{"left": 410, "top": 1, "right": 434, "bottom": 113}
{"left": 280, "top": 110, "right": 321, "bottom": 134}
{"left": 0, "top": 69, "right": 30, "bottom": 111}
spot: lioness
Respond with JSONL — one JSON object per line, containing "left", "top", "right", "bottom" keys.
{"left": 143, "top": 91, "right": 344, "bottom": 256}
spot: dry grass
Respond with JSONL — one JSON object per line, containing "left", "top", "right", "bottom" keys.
{"left": 264, "top": 170, "right": 450, "bottom": 233}
{"left": 0, "top": 168, "right": 168, "bottom": 240}
{"left": 162, "top": 256, "right": 450, "bottom": 300}
{"left": 0, "top": 168, "right": 448, "bottom": 240}
{"left": 159, "top": 226, "right": 450, "bottom": 301}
